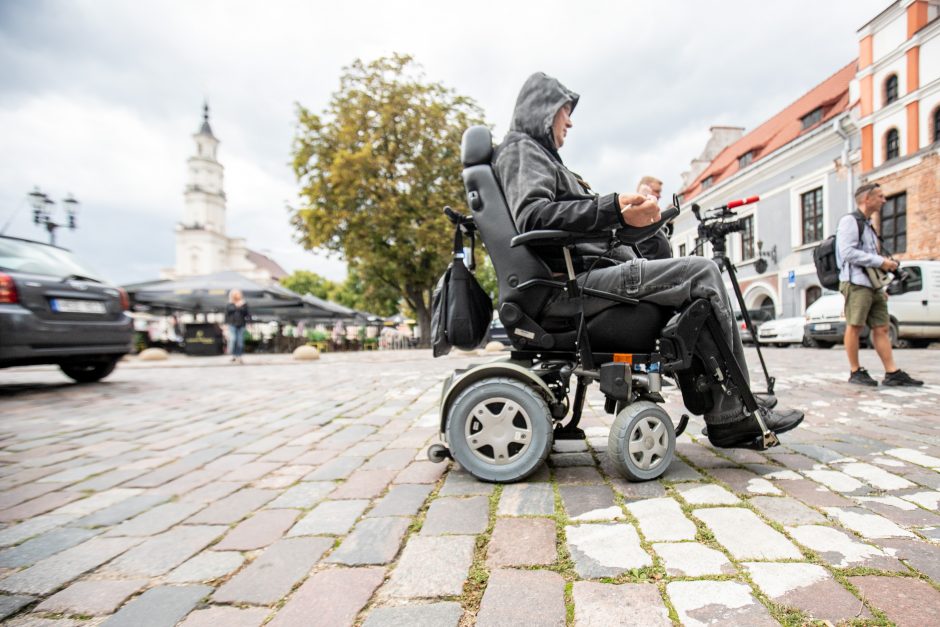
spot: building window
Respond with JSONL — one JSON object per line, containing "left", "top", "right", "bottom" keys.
{"left": 678, "top": 243, "right": 687, "bottom": 257}
{"left": 801, "top": 107, "right": 823, "bottom": 129}
{"left": 694, "top": 236, "right": 708, "bottom": 256}
{"left": 884, "top": 74, "right": 898, "bottom": 105}
{"left": 805, "top": 285, "right": 822, "bottom": 308}
{"left": 738, "top": 151, "right": 753, "bottom": 168}
{"left": 741, "top": 215, "right": 755, "bottom": 260}
{"left": 701, "top": 176, "right": 714, "bottom": 190}
{"left": 881, "top": 192, "right": 907, "bottom": 253}
{"left": 885, "top": 128, "right": 900, "bottom": 160}
{"left": 933, "top": 106, "right": 940, "bottom": 143}
{"left": 800, "top": 187, "right": 824, "bottom": 244}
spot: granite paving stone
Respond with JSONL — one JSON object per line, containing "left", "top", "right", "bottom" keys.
{"left": 269, "top": 567, "right": 385, "bottom": 627}
{"left": 303, "top": 456, "right": 366, "bottom": 481}
{"left": 0, "top": 492, "right": 85, "bottom": 523}
{"left": 572, "top": 582, "right": 671, "bottom": 626}
{"left": 653, "top": 542, "right": 735, "bottom": 576}
{"left": 367, "top": 484, "right": 433, "bottom": 517}
{"left": 746, "top": 561, "right": 869, "bottom": 622}
{"left": 0, "top": 528, "right": 99, "bottom": 568}
{"left": 326, "top": 517, "right": 411, "bottom": 565}
{"left": 497, "top": 483, "right": 555, "bottom": 516}
{"left": 362, "top": 602, "right": 463, "bottom": 627}
{"left": 786, "top": 524, "right": 905, "bottom": 570}
{"left": 476, "top": 569, "right": 565, "bottom": 627}
{"left": 900, "top": 490, "right": 940, "bottom": 510}
{"left": 178, "top": 606, "right": 269, "bottom": 627}
{"left": 363, "top": 449, "right": 416, "bottom": 471}
{"left": 0, "top": 536, "right": 140, "bottom": 595}
{"left": 549, "top": 452, "right": 595, "bottom": 467}
{"left": 165, "top": 551, "right": 245, "bottom": 583}
{"left": 667, "top": 580, "right": 777, "bottom": 626}
{"left": 329, "top": 470, "right": 396, "bottom": 499}
{"left": 105, "top": 525, "right": 223, "bottom": 577}
{"left": 876, "top": 538, "right": 940, "bottom": 580}
{"left": 565, "top": 523, "right": 651, "bottom": 578}
{"left": 73, "top": 494, "right": 168, "bottom": 529}
{"left": 676, "top": 483, "right": 741, "bottom": 505}
{"left": 856, "top": 495, "right": 940, "bottom": 527}
{"left": 823, "top": 506, "right": 916, "bottom": 539}
{"left": 850, "top": 575, "right": 940, "bottom": 627}
{"left": 420, "top": 496, "right": 489, "bottom": 535}
{"left": 437, "top": 470, "right": 495, "bottom": 496}
{"left": 836, "top": 461, "right": 916, "bottom": 490}
{"left": 0, "top": 594, "right": 34, "bottom": 621}
{"left": 214, "top": 509, "right": 300, "bottom": 550}
{"left": 178, "top": 481, "right": 244, "bottom": 504}
{"left": 186, "top": 488, "right": 277, "bottom": 524}
{"left": 803, "top": 469, "right": 869, "bottom": 493}
{"left": 777, "top": 477, "right": 855, "bottom": 507}
{"left": 213, "top": 537, "right": 332, "bottom": 604}
{"left": 35, "top": 578, "right": 147, "bottom": 615}
{"left": 707, "top": 468, "right": 781, "bottom": 495}
{"left": 288, "top": 499, "right": 369, "bottom": 536}
{"left": 108, "top": 502, "right": 204, "bottom": 536}
{"left": 393, "top": 461, "right": 447, "bottom": 484}
{"left": 748, "top": 495, "right": 827, "bottom": 526}
{"left": 266, "top": 481, "right": 336, "bottom": 508}
{"left": 626, "top": 497, "right": 697, "bottom": 542}
{"left": 554, "top": 465, "right": 604, "bottom": 484}
{"left": 383, "top": 535, "right": 476, "bottom": 597}
{"left": 695, "top": 507, "right": 801, "bottom": 559}
{"left": 100, "top": 584, "right": 211, "bottom": 627}
{"left": 560, "top": 485, "right": 622, "bottom": 521}
{"left": 486, "top": 518, "right": 556, "bottom": 567}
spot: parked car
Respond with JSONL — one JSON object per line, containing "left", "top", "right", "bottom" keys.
{"left": 804, "top": 260, "right": 940, "bottom": 349}
{"left": 756, "top": 316, "right": 808, "bottom": 347}
{"left": 0, "top": 235, "right": 133, "bottom": 382}
{"left": 734, "top": 308, "right": 775, "bottom": 343}
{"left": 486, "top": 318, "right": 512, "bottom": 348}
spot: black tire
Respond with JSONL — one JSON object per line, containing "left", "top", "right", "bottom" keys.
{"left": 607, "top": 401, "right": 676, "bottom": 482}
{"left": 60, "top": 358, "right": 119, "bottom": 383}
{"left": 775, "top": 343, "right": 789, "bottom": 349}
{"left": 888, "top": 322, "right": 910, "bottom": 349}
{"left": 813, "top": 340, "right": 834, "bottom": 349}
{"left": 445, "top": 377, "right": 553, "bottom": 483}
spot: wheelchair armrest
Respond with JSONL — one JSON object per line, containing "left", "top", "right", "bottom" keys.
{"left": 510, "top": 230, "right": 613, "bottom": 248}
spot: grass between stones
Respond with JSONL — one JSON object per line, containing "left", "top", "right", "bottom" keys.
{"left": 457, "top": 483, "right": 501, "bottom": 626}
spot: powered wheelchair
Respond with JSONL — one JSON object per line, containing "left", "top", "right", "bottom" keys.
{"left": 427, "top": 126, "right": 778, "bottom": 483}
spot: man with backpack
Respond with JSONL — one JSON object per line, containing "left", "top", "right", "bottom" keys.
{"left": 836, "top": 182, "right": 922, "bottom": 387}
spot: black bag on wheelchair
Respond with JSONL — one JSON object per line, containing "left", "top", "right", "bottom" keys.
{"left": 431, "top": 209, "right": 493, "bottom": 357}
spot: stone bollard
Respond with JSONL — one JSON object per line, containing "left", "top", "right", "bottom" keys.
{"left": 484, "top": 341, "right": 506, "bottom": 352}
{"left": 138, "top": 347, "right": 169, "bottom": 361}
{"left": 293, "top": 345, "right": 320, "bottom": 361}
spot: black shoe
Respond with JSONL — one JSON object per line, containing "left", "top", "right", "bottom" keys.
{"left": 707, "top": 408, "right": 804, "bottom": 449}
{"left": 701, "top": 394, "right": 777, "bottom": 437}
{"left": 883, "top": 369, "right": 924, "bottom": 387}
{"left": 849, "top": 368, "right": 878, "bottom": 387}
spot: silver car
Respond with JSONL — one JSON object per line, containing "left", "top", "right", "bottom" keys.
{"left": 0, "top": 235, "right": 133, "bottom": 382}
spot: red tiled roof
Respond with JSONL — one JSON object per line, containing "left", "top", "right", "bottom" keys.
{"left": 682, "top": 60, "right": 858, "bottom": 199}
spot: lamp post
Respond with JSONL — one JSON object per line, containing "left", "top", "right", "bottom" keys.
{"left": 28, "top": 187, "right": 79, "bottom": 246}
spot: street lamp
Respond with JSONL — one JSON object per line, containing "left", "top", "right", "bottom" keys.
{"left": 28, "top": 187, "right": 79, "bottom": 246}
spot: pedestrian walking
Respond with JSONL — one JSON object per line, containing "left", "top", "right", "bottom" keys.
{"left": 838, "top": 182, "right": 922, "bottom": 387}
{"left": 225, "top": 289, "right": 250, "bottom": 364}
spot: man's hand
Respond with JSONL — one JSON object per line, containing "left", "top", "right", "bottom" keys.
{"left": 619, "top": 193, "right": 661, "bottom": 227}
{"left": 880, "top": 258, "right": 899, "bottom": 271}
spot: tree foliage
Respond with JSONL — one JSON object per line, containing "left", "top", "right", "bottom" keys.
{"left": 280, "top": 268, "right": 399, "bottom": 317}
{"left": 289, "top": 54, "right": 486, "bottom": 344}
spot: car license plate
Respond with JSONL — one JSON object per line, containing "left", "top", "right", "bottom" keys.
{"left": 814, "top": 323, "right": 831, "bottom": 331}
{"left": 51, "top": 299, "right": 107, "bottom": 314}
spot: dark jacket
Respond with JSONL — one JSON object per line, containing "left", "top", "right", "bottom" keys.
{"left": 225, "top": 303, "right": 250, "bottom": 328}
{"left": 493, "top": 72, "right": 629, "bottom": 273}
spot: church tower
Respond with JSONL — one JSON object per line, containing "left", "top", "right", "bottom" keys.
{"left": 173, "top": 103, "right": 228, "bottom": 276}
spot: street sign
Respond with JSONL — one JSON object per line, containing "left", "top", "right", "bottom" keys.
{"left": 788, "top": 270, "right": 796, "bottom": 288}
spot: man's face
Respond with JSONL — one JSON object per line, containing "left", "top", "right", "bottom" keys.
{"left": 648, "top": 182, "right": 663, "bottom": 200}
{"left": 860, "top": 187, "right": 885, "bottom": 214}
{"left": 552, "top": 103, "right": 573, "bottom": 149}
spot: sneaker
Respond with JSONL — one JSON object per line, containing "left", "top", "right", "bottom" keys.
{"left": 700, "top": 393, "right": 777, "bottom": 437}
{"left": 707, "top": 407, "right": 804, "bottom": 449}
{"left": 849, "top": 368, "right": 878, "bottom": 387}
{"left": 883, "top": 369, "right": 924, "bottom": 387}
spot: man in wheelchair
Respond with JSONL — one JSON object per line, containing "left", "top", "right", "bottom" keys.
{"left": 431, "top": 72, "right": 802, "bottom": 483}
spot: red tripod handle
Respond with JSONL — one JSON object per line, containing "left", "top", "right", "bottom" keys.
{"left": 727, "top": 195, "right": 759, "bottom": 210}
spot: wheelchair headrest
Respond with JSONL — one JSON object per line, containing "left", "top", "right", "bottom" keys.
{"left": 461, "top": 126, "right": 493, "bottom": 167}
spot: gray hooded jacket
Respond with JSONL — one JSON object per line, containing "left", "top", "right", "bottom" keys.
{"left": 493, "top": 72, "right": 626, "bottom": 273}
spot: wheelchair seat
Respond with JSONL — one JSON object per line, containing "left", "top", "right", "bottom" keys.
{"left": 460, "top": 125, "right": 669, "bottom": 354}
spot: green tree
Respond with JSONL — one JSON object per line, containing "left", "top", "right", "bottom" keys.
{"left": 280, "top": 268, "right": 400, "bottom": 317}
{"left": 290, "top": 54, "right": 486, "bottom": 346}
{"left": 280, "top": 270, "right": 338, "bottom": 300}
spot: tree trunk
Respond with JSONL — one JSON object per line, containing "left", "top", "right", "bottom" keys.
{"left": 407, "top": 285, "right": 432, "bottom": 348}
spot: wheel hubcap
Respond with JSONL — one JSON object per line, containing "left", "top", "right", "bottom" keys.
{"left": 628, "top": 416, "right": 668, "bottom": 470}
{"left": 465, "top": 397, "right": 532, "bottom": 466}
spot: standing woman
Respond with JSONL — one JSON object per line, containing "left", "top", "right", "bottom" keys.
{"left": 225, "top": 289, "right": 250, "bottom": 364}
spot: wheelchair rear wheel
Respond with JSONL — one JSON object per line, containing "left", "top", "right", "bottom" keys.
{"left": 446, "top": 377, "right": 553, "bottom": 483}
{"left": 608, "top": 401, "right": 676, "bottom": 482}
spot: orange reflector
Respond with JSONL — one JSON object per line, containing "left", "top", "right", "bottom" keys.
{"left": 612, "top": 353, "right": 633, "bottom": 364}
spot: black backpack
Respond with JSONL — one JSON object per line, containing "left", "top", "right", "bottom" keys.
{"left": 813, "top": 213, "right": 864, "bottom": 291}
{"left": 431, "top": 208, "right": 493, "bottom": 357}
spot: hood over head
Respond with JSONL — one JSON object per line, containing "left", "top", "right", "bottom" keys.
{"left": 509, "top": 72, "right": 579, "bottom": 158}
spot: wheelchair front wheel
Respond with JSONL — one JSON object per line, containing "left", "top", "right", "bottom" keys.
{"left": 608, "top": 401, "right": 676, "bottom": 482}
{"left": 446, "top": 377, "right": 553, "bottom": 483}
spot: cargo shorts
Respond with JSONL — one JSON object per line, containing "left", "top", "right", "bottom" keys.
{"left": 839, "top": 281, "right": 889, "bottom": 328}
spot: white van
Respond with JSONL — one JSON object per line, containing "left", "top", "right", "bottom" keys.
{"left": 804, "top": 260, "right": 940, "bottom": 348}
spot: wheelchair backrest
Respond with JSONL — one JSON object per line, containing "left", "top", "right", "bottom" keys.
{"left": 460, "top": 125, "right": 556, "bottom": 324}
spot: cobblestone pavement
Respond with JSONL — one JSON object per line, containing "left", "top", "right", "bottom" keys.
{"left": 1, "top": 346, "right": 939, "bottom": 626}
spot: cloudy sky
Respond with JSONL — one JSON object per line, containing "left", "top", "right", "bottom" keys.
{"left": 0, "top": 0, "right": 888, "bottom": 284}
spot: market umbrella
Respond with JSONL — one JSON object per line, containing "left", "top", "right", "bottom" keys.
{"left": 125, "top": 271, "right": 304, "bottom": 313}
